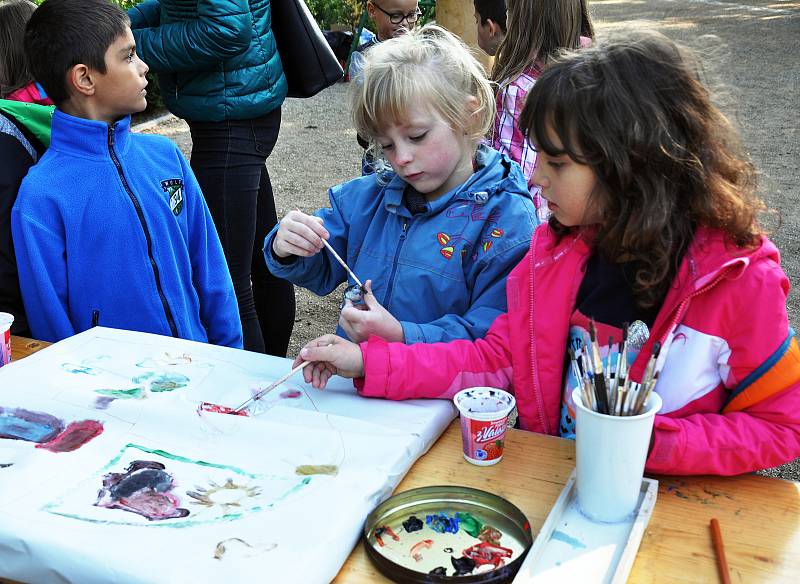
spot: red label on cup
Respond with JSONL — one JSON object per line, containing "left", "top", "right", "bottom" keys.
{"left": 461, "top": 416, "right": 508, "bottom": 462}
{"left": 0, "top": 328, "right": 10, "bottom": 367}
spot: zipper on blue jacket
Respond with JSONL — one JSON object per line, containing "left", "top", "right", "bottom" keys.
{"left": 107, "top": 126, "right": 179, "bottom": 338}
{"left": 91, "top": 310, "right": 99, "bottom": 327}
{"left": 382, "top": 220, "right": 409, "bottom": 309}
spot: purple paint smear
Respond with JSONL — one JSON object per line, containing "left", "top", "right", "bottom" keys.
{"left": 1, "top": 407, "right": 103, "bottom": 452}
{"left": 95, "top": 460, "right": 190, "bottom": 521}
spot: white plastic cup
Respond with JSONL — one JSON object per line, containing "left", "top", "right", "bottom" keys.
{"left": 0, "top": 312, "right": 13, "bottom": 367}
{"left": 453, "top": 387, "right": 516, "bottom": 466}
{"left": 572, "top": 386, "right": 662, "bottom": 522}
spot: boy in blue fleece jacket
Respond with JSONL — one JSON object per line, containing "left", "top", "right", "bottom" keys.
{"left": 11, "top": 0, "right": 242, "bottom": 348}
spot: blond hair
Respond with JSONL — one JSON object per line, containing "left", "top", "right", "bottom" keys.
{"left": 352, "top": 25, "right": 495, "bottom": 156}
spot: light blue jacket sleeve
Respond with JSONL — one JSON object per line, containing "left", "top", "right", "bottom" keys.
{"left": 128, "top": 0, "right": 251, "bottom": 72}
{"left": 400, "top": 228, "right": 533, "bottom": 344}
{"left": 179, "top": 153, "right": 243, "bottom": 348}
{"left": 11, "top": 195, "right": 74, "bottom": 343}
{"left": 263, "top": 189, "right": 350, "bottom": 296}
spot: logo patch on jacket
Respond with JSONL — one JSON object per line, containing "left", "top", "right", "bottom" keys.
{"left": 161, "top": 179, "right": 184, "bottom": 216}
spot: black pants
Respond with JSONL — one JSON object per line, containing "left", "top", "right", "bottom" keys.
{"left": 188, "top": 108, "right": 295, "bottom": 356}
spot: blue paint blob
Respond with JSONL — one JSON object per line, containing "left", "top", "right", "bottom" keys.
{"left": 0, "top": 407, "right": 64, "bottom": 443}
{"left": 61, "top": 363, "right": 97, "bottom": 375}
{"left": 552, "top": 530, "right": 587, "bottom": 549}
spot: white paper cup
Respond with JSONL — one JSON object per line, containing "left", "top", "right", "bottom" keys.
{"left": 0, "top": 312, "right": 13, "bottom": 368}
{"left": 572, "top": 386, "right": 662, "bottom": 523}
{"left": 453, "top": 387, "right": 516, "bottom": 466}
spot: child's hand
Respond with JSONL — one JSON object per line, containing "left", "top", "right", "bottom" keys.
{"left": 272, "top": 210, "right": 329, "bottom": 258}
{"left": 294, "top": 334, "right": 365, "bottom": 389}
{"left": 339, "top": 280, "right": 404, "bottom": 343}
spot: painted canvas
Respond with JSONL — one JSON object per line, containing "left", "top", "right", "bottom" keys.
{"left": 0, "top": 328, "right": 456, "bottom": 583}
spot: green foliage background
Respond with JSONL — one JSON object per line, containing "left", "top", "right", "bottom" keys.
{"left": 306, "top": 0, "right": 364, "bottom": 29}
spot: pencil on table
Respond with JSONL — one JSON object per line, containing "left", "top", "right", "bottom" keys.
{"left": 710, "top": 518, "right": 732, "bottom": 584}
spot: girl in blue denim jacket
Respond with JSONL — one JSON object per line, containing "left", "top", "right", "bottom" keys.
{"left": 265, "top": 25, "right": 538, "bottom": 344}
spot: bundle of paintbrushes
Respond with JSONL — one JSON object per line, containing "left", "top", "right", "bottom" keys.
{"left": 569, "top": 320, "right": 662, "bottom": 417}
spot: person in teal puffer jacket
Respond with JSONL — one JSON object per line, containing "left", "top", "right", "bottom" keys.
{"left": 129, "top": 0, "right": 295, "bottom": 356}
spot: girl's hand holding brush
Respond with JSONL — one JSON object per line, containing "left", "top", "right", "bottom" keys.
{"left": 272, "top": 209, "right": 329, "bottom": 258}
{"left": 296, "top": 334, "right": 365, "bottom": 389}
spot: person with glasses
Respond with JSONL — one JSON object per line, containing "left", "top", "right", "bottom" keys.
{"left": 349, "top": 0, "right": 422, "bottom": 176}
{"left": 349, "top": 0, "right": 421, "bottom": 89}
{"left": 369, "top": 0, "right": 421, "bottom": 41}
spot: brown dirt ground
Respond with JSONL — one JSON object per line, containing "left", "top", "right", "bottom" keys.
{"left": 139, "top": 0, "right": 800, "bottom": 478}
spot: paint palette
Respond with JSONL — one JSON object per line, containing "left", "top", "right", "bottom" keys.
{"left": 363, "top": 486, "right": 533, "bottom": 582}
{"left": 514, "top": 469, "right": 658, "bottom": 583}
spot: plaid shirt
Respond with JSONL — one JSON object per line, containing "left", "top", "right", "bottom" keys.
{"left": 491, "top": 65, "right": 549, "bottom": 222}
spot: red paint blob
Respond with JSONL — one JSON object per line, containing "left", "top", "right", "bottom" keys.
{"left": 198, "top": 402, "right": 249, "bottom": 416}
{"left": 36, "top": 420, "right": 104, "bottom": 452}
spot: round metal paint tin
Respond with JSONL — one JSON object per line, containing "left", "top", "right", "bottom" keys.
{"left": 363, "top": 486, "right": 533, "bottom": 583}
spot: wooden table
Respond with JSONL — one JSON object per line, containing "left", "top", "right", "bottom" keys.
{"left": 10, "top": 336, "right": 800, "bottom": 582}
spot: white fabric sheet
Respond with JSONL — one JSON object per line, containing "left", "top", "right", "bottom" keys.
{"left": 0, "top": 327, "right": 456, "bottom": 583}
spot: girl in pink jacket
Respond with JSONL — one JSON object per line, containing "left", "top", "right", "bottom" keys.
{"left": 295, "top": 32, "right": 800, "bottom": 476}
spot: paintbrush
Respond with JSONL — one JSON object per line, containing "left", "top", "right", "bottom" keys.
{"left": 569, "top": 347, "right": 593, "bottom": 410}
{"left": 233, "top": 360, "right": 313, "bottom": 413}
{"left": 589, "top": 320, "right": 610, "bottom": 414}
{"left": 612, "top": 324, "right": 628, "bottom": 415}
{"left": 607, "top": 336, "right": 616, "bottom": 412}
{"left": 633, "top": 341, "right": 661, "bottom": 414}
{"left": 568, "top": 347, "right": 583, "bottom": 389}
{"left": 582, "top": 377, "right": 595, "bottom": 411}
{"left": 321, "top": 238, "right": 363, "bottom": 288}
{"left": 623, "top": 380, "right": 639, "bottom": 416}
{"left": 635, "top": 370, "right": 661, "bottom": 416}
{"left": 295, "top": 208, "right": 363, "bottom": 287}
{"left": 580, "top": 334, "right": 596, "bottom": 410}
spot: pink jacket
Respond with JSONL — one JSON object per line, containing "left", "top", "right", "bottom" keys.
{"left": 357, "top": 225, "right": 800, "bottom": 476}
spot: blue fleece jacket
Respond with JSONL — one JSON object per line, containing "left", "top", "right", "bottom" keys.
{"left": 11, "top": 110, "right": 243, "bottom": 347}
{"left": 265, "top": 146, "right": 539, "bottom": 343}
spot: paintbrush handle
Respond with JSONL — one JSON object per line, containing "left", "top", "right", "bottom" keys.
{"left": 233, "top": 360, "right": 312, "bottom": 412}
{"left": 321, "top": 238, "right": 363, "bottom": 287}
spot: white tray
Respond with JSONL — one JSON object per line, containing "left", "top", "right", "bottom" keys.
{"left": 513, "top": 468, "right": 658, "bottom": 583}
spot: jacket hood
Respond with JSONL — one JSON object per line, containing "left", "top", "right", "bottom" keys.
{"left": 536, "top": 223, "right": 777, "bottom": 293}
{"left": 0, "top": 99, "right": 54, "bottom": 147}
{"left": 381, "top": 145, "right": 532, "bottom": 216}
{"left": 682, "top": 226, "right": 780, "bottom": 289}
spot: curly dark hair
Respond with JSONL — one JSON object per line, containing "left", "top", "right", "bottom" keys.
{"left": 520, "top": 31, "right": 763, "bottom": 309}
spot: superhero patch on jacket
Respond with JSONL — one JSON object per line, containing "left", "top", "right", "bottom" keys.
{"left": 161, "top": 179, "right": 184, "bottom": 216}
